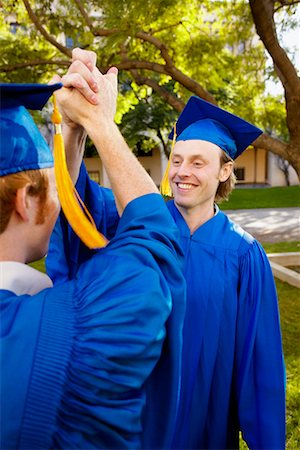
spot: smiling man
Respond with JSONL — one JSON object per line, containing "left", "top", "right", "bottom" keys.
{"left": 161, "top": 96, "right": 286, "bottom": 450}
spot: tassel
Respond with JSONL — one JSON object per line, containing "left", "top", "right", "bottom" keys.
{"left": 160, "top": 123, "right": 177, "bottom": 197}
{"left": 51, "top": 94, "right": 108, "bottom": 249}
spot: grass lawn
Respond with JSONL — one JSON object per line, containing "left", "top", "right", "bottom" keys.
{"left": 220, "top": 185, "right": 300, "bottom": 210}
{"left": 275, "top": 279, "right": 300, "bottom": 450}
{"left": 262, "top": 241, "right": 300, "bottom": 253}
{"left": 239, "top": 241, "right": 300, "bottom": 450}
{"left": 240, "top": 276, "right": 300, "bottom": 450}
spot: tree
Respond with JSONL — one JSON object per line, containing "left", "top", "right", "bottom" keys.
{"left": 118, "top": 80, "right": 178, "bottom": 157}
{"left": 1, "top": 0, "right": 299, "bottom": 179}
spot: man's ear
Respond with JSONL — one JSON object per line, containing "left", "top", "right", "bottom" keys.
{"left": 14, "top": 186, "right": 31, "bottom": 223}
{"left": 219, "top": 161, "right": 233, "bottom": 182}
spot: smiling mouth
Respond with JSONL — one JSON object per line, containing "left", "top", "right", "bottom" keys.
{"left": 176, "top": 183, "right": 195, "bottom": 190}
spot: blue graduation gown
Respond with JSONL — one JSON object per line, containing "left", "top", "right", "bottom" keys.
{"left": 47, "top": 164, "right": 285, "bottom": 449}
{"left": 167, "top": 200, "right": 285, "bottom": 450}
{"left": 0, "top": 193, "right": 185, "bottom": 449}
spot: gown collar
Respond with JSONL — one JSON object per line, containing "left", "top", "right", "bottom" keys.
{"left": 168, "top": 201, "right": 221, "bottom": 239}
{"left": 0, "top": 261, "right": 53, "bottom": 296}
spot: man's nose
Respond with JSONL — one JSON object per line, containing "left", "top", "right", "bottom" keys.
{"left": 176, "top": 162, "right": 191, "bottom": 177}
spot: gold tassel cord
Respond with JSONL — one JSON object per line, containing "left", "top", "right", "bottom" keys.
{"left": 160, "top": 122, "right": 177, "bottom": 197}
{"left": 52, "top": 94, "right": 108, "bottom": 249}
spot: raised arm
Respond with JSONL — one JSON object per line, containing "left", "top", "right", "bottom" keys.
{"left": 55, "top": 64, "right": 157, "bottom": 215}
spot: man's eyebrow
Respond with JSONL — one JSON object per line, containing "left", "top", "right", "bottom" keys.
{"left": 190, "top": 154, "right": 208, "bottom": 162}
{"left": 172, "top": 153, "right": 208, "bottom": 162}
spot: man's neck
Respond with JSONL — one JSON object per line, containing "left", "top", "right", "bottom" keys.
{"left": 175, "top": 201, "right": 215, "bottom": 235}
{"left": 0, "top": 232, "right": 26, "bottom": 263}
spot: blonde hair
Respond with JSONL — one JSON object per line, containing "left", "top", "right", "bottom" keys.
{"left": 0, "top": 169, "right": 49, "bottom": 233}
{"left": 215, "top": 152, "right": 236, "bottom": 203}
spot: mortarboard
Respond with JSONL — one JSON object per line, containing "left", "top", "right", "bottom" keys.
{"left": 0, "top": 82, "right": 108, "bottom": 249}
{"left": 169, "top": 96, "right": 263, "bottom": 160}
{"left": 161, "top": 95, "right": 263, "bottom": 196}
{"left": 0, "top": 83, "right": 62, "bottom": 177}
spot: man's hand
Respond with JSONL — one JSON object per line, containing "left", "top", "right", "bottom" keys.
{"left": 54, "top": 62, "right": 118, "bottom": 131}
{"left": 51, "top": 49, "right": 96, "bottom": 130}
{"left": 49, "top": 48, "right": 117, "bottom": 183}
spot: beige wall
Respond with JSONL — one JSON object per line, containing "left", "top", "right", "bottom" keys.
{"left": 84, "top": 147, "right": 163, "bottom": 188}
{"left": 137, "top": 148, "right": 162, "bottom": 187}
{"left": 84, "top": 145, "right": 299, "bottom": 188}
{"left": 235, "top": 147, "right": 267, "bottom": 184}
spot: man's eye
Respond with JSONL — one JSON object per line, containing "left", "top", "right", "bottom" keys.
{"left": 172, "top": 160, "right": 181, "bottom": 166}
{"left": 194, "top": 161, "right": 203, "bottom": 167}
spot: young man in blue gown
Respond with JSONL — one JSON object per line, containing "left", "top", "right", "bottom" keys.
{"left": 48, "top": 49, "right": 285, "bottom": 450}
{"left": 163, "top": 96, "right": 285, "bottom": 450}
{"left": 0, "top": 72, "right": 185, "bottom": 448}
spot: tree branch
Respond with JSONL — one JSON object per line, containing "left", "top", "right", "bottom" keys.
{"left": 114, "top": 60, "right": 216, "bottom": 103}
{"left": 0, "top": 59, "right": 70, "bottom": 72}
{"left": 135, "top": 31, "right": 175, "bottom": 67}
{"left": 249, "top": 0, "right": 300, "bottom": 145}
{"left": 71, "top": 3, "right": 216, "bottom": 104}
{"left": 22, "top": 0, "right": 72, "bottom": 57}
{"left": 151, "top": 21, "right": 183, "bottom": 35}
{"left": 73, "top": 0, "right": 119, "bottom": 35}
{"left": 249, "top": 0, "right": 299, "bottom": 89}
{"left": 131, "top": 73, "right": 185, "bottom": 111}
{"left": 274, "top": 0, "right": 300, "bottom": 13}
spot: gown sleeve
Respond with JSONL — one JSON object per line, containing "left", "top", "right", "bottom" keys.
{"left": 235, "top": 240, "right": 285, "bottom": 450}
{"left": 46, "top": 162, "right": 119, "bottom": 283}
{"left": 52, "top": 193, "right": 186, "bottom": 449}
{"left": 1, "top": 194, "right": 185, "bottom": 450}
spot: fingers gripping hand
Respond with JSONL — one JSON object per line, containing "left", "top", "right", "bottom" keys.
{"left": 51, "top": 48, "right": 118, "bottom": 129}
{"left": 71, "top": 48, "right": 118, "bottom": 118}
{"left": 93, "top": 66, "right": 119, "bottom": 121}
{"left": 71, "top": 48, "right": 118, "bottom": 120}
{"left": 55, "top": 66, "right": 118, "bottom": 130}
{"left": 49, "top": 49, "right": 98, "bottom": 129}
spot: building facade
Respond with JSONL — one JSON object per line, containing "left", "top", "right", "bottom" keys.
{"left": 84, "top": 145, "right": 299, "bottom": 189}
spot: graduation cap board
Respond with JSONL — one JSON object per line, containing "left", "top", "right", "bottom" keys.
{"left": 0, "top": 83, "right": 62, "bottom": 176}
{"left": 0, "top": 83, "right": 107, "bottom": 249}
{"left": 160, "top": 95, "right": 263, "bottom": 196}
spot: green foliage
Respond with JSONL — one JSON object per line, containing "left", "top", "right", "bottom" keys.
{"left": 257, "top": 94, "right": 289, "bottom": 141}
{"left": 0, "top": 0, "right": 299, "bottom": 172}
{"left": 29, "top": 257, "right": 46, "bottom": 273}
{"left": 276, "top": 278, "right": 300, "bottom": 450}
{"left": 0, "top": 0, "right": 289, "bottom": 134}
{"left": 220, "top": 185, "right": 300, "bottom": 210}
{"left": 119, "top": 80, "right": 177, "bottom": 154}
{"left": 240, "top": 273, "right": 300, "bottom": 450}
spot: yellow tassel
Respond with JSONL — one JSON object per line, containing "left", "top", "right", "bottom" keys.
{"left": 160, "top": 123, "right": 177, "bottom": 197}
{"left": 51, "top": 94, "right": 108, "bottom": 249}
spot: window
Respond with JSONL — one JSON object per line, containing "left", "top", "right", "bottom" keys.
{"left": 234, "top": 167, "right": 245, "bottom": 181}
{"left": 135, "top": 148, "right": 153, "bottom": 157}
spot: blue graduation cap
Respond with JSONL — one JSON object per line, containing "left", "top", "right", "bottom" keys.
{"left": 169, "top": 96, "right": 263, "bottom": 160}
{"left": 0, "top": 83, "right": 62, "bottom": 177}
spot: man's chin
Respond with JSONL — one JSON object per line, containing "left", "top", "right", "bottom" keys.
{"left": 174, "top": 198, "right": 193, "bottom": 210}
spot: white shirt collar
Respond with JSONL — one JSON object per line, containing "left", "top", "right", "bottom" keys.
{"left": 0, "top": 261, "right": 53, "bottom": 296}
